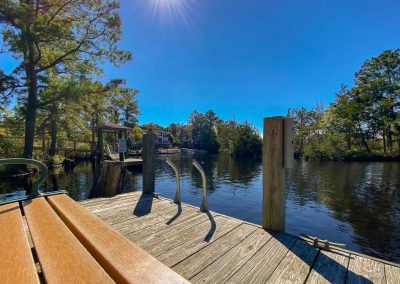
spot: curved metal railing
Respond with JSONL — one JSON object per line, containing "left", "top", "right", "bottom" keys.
{"left": 192, "top": 159, "right": 207, "bottom": 212}
{"left": 0, "top": 158, "right": 66, "bottom": 205}
{"left": 165, "top": 158, "right": 181, "bottom": 203}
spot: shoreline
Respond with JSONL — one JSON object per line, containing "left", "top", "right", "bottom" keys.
{"left": 299, "top": 155, "right": 400, "bottom": 162}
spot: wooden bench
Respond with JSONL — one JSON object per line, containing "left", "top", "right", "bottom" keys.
{"left": 0, "top": 194, "right": 188, "bottom": 284}
{"left": 0, "top": 203, "right": 39, "bottom": 283}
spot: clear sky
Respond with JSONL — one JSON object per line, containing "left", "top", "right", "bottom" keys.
{"left": 3, "top": 0, "right": 400, "bottom": 129}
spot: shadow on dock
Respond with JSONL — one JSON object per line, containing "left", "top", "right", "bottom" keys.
{"left": 165, "top": 203, "right": 182, "bottom": 225}
{"left": 275, "top": 233, "right": 372, "bottom": 283}
{"left": 133, "top": 194, "right": 154, "bottom": 217}
{"left": 203, "top": 211, "right": 216, "bottom": 243}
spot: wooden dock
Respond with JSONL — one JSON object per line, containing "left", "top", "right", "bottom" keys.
{"left": 124, "top": 158, "right": 143, "bottom": 167}
{"left": 80, "top": 191, "right": 400, "bottom": 283}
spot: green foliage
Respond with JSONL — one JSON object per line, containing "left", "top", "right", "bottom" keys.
{"left": 142, "top": 123, "right": 163, "bottom": 135}
{"left": 189, "top": 110, "right": 220, "bottom": 153}
{"left": 290, "top": 49, "right": 400, "bottom": 160}
{"left": 0, "top": 0, "right": 132, "bottom": 158}
{"left": 129, "top": 125, "right": 143, "bottom": 150}
{"left": 219, "top": 121, "right": 262, "bottom": 158}
{"left": 166, "top": 123, "right": 192, "bottom": 148}
{"left": 165, "top": 110, "right": 262, "bottom": 157}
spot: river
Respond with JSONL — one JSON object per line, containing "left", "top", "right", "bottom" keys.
{"left": 1, "top": 154, "right": 399, "bottom": 263}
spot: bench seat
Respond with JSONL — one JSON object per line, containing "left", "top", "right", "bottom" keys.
{"left": 23, "top": 198, "right": 114, "bottom": 283}
{"left": 47, "top": 194, "right": 188, "bottom": 283}
{"left": 1, "top": 194, "right": 188, "bottom": 284}
{"left": 0, "top": 203, "right": 39, "bottom": 283}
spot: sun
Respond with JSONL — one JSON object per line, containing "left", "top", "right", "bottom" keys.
{"left": 149, "top": 0, "right": 195, "bottom": 24}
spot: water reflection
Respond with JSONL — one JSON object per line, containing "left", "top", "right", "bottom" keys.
{"left": 157, "top": 156, "right": 400, "bottom": 263}
{"left": 0, "top": 155, "right": 399, "bottom": 263}
{"left": 286, "top": 161, "right": 400, "bottom": 262}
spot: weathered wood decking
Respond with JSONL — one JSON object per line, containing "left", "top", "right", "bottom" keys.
{"left": 80, "top": 191, "right": 400, "bottom": 283}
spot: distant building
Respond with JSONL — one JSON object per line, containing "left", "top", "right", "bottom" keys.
{"left": 141, "top": 123, "right": 171, "bottom": 148}
{"left": 157, "top": 129, "right": 170, "bottom": 148}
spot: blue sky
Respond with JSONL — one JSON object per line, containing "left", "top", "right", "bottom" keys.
{"left": 2, "top": 0, "right": 400, "bottom": 129}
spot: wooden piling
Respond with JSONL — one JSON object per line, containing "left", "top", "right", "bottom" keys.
{"left": 94, "top": 160, "right": 129, "bottom": 196}
{"left": 98, "top": 128, "right": 104, "bottom": 161}
{"left": 262, "top": 116, "right": 285, "bottom": 232}
{"left": 143, "top": 133, "right": 155, "bottom": 194}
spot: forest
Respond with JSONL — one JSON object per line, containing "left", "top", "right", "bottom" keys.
{"left": 0, "top": 0, "right": 139, "bottom": 163}
{"left": 289, "top": 49, "right": 400, "bottom": 160}
{"left": 142, "top": 110, "right": 262, "bottom": 158}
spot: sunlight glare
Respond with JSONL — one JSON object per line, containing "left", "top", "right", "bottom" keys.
{"left": 149, "top": 0, "right": 195, "bottom": 26}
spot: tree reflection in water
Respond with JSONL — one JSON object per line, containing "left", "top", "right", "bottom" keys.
{"left": 1, "top": 156, "right": 399, "bottom": 263}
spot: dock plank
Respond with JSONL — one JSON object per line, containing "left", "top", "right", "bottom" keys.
{"left": 190, "top": 228, "right": 273, "bottom": 283}
{"left": 226, "top": 233, "right": 297, "bottom": 284}
{"left": 157, "top": 216, "right": 242, "bottom": 267}
{"left": 77, "top": 192, "right": 400, "bottom": 284}
{"left": 91, "top": 195, "right": 158, "bottom": 214}
{"left": 347, "top": 254, "right": 386, "bottom": 283}
{"left": 111, "top": 203, "right": 191, "bottom": 235}
{"left": 132, "top": 212, "right": 209, "bottom": 246}
{"left": 82, "top": 191, "right": 143, "bottom": 209}
{"left": 128, "top": 210, "right": 203, "bottom": 243}
{"left": 142, "top": 214, "right": 223, "bottom": 256}
{"left": 266, "top": 239, "right": 319, "bottom": 283}
{"left": 79, "top": 191, "right": 139, "bottom": 206}
{"left": 385, "top": 264, "right": 400, "bottom": 284}
{"left": 173, "top": 223, "right": 257, "bottom": 279}
{"left": 86, "top": 194, "right": 154, "bottom": 215}
{"left": 306, "top": 250, "right": 350, "bottom": 284}
{"left": 99, "top": 199, "right": 179, "bottom": 226}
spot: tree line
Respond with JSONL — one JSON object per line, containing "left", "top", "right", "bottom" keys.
{"left": 142, "top": 110, "right": 262, "bottom": 158}
{"left": 289, "top": 49, "right": 400, "bottom": 160}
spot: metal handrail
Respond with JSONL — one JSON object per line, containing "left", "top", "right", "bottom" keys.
{"left": 192, "top": 159, "right": 207, "bottom": 212}
{"left": 165, "top": 158, "right": 181, "bottom": 203}
{"left": 0, "top": 158, "right": 66, "bottom": 206}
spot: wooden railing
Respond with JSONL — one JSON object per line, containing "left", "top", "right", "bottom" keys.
{"left": 1, "top": 136, "right": 94, "bottom": 154}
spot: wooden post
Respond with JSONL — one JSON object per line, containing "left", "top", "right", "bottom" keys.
{"left": 262, "top": 116, "right": 285, "bottom": 232}
{"left": 118, "top": 131, "right": 125, "bottom": 162}
{"left": 93, "top": 160, "right": 130, "bottom": 197}
{"left": 98, "top": 128, "right": 104, "bottom": 161}
{"left": 142, "top": 133, "right": 155, "bottom": 194}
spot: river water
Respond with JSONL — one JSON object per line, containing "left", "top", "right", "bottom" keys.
{"left": 1, "top": 154, "right": 399, "bottom": 263}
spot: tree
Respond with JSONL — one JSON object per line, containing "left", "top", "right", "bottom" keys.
{"left": 109, "top": 85, "right": 139, "bottom": 128}
{"left": 289, "top": 49, "right": 400, "bottom": 160}
{"left": 288, "top": 107, "right": 318, "bottom": 157}
{"left": 216, "top": 120, "right": 236, "bottom": 153}
{"left": 353, "top": 49, "right": 400, "bottom": 153}
{"left": 142, "top": 123, "right": 162, "bottom": 135}
{"left": 189, "top": 110, "right": 220, "bottom": 153}
{"left": 231, "top": 122, "right": 262, "bottom": 158}
{"left": 130, "top": 125, "right": 142, "bottom": 150}
{"left": 0, "top": 0, "right": 131, "bottom": 158}
{"left": 216, "top": 120, "right": 261, "bottom": 158}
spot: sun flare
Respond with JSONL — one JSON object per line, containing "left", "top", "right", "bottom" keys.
{"left": 149, "top": 0, "right": 195, "bottom": 25}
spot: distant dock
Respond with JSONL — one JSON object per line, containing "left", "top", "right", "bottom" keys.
{"left": 124, "top": 158, "right": 143, "bottom": 167}
{"left": 80, "top": 191, "right": 400, "bottom": 283}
